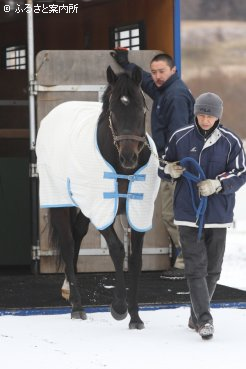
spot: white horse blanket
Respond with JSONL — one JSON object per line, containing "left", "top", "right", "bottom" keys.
{"left": 36, "top": 101, "right": 160, "bottom": 232}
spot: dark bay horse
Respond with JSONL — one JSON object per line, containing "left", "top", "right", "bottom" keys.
{"left": 36, "top": 66, "right": 160, "bottom": 329}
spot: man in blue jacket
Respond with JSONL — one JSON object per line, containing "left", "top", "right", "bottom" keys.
{"left": 162, "top": 92, "right": 246, "bottom": 339}
{"left": 111, "top": 49, "right": 195, "bottom": 279}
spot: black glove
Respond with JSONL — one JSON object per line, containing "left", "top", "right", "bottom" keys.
{"left": 110, "top": 47, "right": 129, "bottom": 67}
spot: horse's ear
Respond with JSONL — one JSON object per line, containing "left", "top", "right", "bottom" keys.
{"left": 107, "top": 66, "right": 117, "bottom": 84}
{"left": 131, "top": 66, "right": 142, "bottom": 86}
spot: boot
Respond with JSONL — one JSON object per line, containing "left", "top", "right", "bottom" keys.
{"left": 198, "top": 322, "right": 214, "bottom": 340}
{"left": 188, "top": 316, "right": 198, "bottom": 332}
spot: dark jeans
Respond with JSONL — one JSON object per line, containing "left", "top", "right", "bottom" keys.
{"left": 179, "top": 226, "right": 227, "bottom": 326}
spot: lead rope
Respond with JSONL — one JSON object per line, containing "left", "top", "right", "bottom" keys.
{"left": 145, "top": 145, "right": 207, "bottom": 239}
{"left": 179, "top": 157, "right": 207, "bottom": 240}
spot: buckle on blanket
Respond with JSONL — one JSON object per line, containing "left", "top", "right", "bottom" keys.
{"left": 103, "top": 192, "right": 143, "bottom": 200}
{"left": 104, "top": 172, "right": 146, "bottom": 181}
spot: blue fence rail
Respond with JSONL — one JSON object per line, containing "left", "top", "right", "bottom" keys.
{"left": 1, "top": 301, "right": 246, "bottom": 316}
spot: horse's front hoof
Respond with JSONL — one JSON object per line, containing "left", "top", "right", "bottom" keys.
{"left": 110, "top": 304, "right": 128, "bottom": 321}
{"left": 129, "top": 319, "right": 145, "bottom": 330}
{"left": 71, "top": 309, "right": 87, "bottom": 320}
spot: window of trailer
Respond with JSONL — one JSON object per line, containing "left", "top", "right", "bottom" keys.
{"left": 3, "top": 45, "right": 27, "bottom": 70}
{"left": 111, "top": 22, "right": 145, "bottom": 50}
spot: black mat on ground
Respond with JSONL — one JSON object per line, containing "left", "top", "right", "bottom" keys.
{"left": 1, "top": 270, "right": 246, "bottom": 309}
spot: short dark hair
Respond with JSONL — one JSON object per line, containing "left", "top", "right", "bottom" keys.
{"left": 150, "top": 53, "right": 175, "bottom": 68}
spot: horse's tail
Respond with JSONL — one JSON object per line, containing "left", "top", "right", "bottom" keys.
{"left": 48, "top": 207, "right": 77, "bottom": 271}
{"left": 48, "top": 208, "right": 63, "bottom": 271}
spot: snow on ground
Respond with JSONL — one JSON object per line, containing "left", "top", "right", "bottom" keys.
{"left": 1, "top": 308, "right": 245, "bottom": 369}
{"left": 1, "top": 182, "right": 246, "bottom": 369}
{"left": 220, "top": 184, "right": 246, "bottom": 291}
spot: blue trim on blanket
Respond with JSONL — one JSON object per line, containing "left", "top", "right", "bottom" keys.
{"left": 126, "top": 160, "right": 152, "bottom": 233}
{"left": 67, "top": 177, "right": 79, "bottom": 207}
{"left": 94, "top": 125, "right": 118, "bottom": 227}
{"left": 125, "top": 134, "right": 157, "bottom": 233}
{"left": 40, "top": 204, "right": 76, "bottom": 208}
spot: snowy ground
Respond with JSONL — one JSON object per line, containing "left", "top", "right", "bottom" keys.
{"left": 220, "top": 184, "right": 246, "bottom": 291}
{"left": 1, "top": 187, "right": 246, "bottom": 369}
{"left": 1, "top": 308, "right": 245, "bottom": 369}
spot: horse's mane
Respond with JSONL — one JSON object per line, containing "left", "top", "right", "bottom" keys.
{"left": 100, "top": 84, "right": 111, "bottom": 116}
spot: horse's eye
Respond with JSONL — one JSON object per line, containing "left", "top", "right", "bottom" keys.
{"left": 120, "top": 96, "right": 129, "bottom": 106}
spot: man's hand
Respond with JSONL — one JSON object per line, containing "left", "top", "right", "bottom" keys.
{"left": 164, "top": 161, "right": 185, "bottom": 179}
{"left": 110, "top": 47, "right": 129, "bottom": 67}
{"left": 197, "top": 179, "right": 222, "bottom": 196}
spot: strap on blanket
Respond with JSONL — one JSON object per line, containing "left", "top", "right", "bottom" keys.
{"left": 104, "top": 172, "right": 146, "bottom": 181}
{"left": 103, "top": 192, "right": 143, "bottom": 200}
{"left": 180, "top": 157, "right": 207, "bottom": 240}
{"left": 103, "top": 171, "right": 145, "bottom": 201}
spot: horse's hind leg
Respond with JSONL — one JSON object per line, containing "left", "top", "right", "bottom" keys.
{"left": 128, "top": 230, "right": 145, "bottom": 329}
{"left": 61, "top": 210, "right": 90, "bottom": 301}
{"left": 49, "top": 207, "right": 87, "bottom": 320}
{"left": 100, "top": 225, "right": 128, "bottom": 320}
{"left": 72, "top": 210, "right": 90, "bottom": 272}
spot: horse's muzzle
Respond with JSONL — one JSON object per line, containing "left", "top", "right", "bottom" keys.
{"left": 119, "top": 141, "right": 140, "bottom": 169}
{"left": 120, "top": 153, "right": 138, "bottom": 169}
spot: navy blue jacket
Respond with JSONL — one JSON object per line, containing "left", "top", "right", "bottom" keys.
{"left": 126, "top": 63, "right": 195, "bottom": 157}
{"left": 162, "top": 123, "right": 246, "bottom": 227}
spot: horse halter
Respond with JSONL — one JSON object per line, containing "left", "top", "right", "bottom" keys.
{"left": 108, "top": 90, "right": 148, "bottom": 151}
